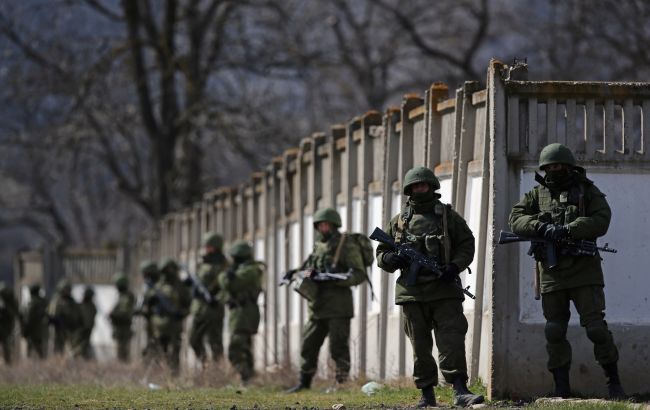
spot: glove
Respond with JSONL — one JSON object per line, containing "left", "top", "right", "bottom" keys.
{"left": 382, "top": 252, "right": 409, "bottom": 270}
{"left": 537, "top": 223, "right": 569, "bottom": 241}
{"left": 439, "top": 263, "right": 459, "bottom": 283}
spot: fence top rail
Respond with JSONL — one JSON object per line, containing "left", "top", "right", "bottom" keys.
{"left": 505, "top": 80, "right": 650, "bottom": 102}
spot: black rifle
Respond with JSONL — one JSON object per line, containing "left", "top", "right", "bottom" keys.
{"left": 369, "top": 227, "right": 476, "bottom": 299}
{"left": 279, "top": 269, "right": 352, "bottom": 286}
{"left": 182, "top": 269, "right": 214, "bottom": 305}
{"left": 498, "top": 230, "right": 617, "bottom": 269}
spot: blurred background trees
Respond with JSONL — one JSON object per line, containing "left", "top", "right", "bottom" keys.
{"left": 1, "top": 0, "right": 648, "bottom": 269}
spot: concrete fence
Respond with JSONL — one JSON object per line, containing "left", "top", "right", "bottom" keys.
{"left": 135, "top": 60, "right": 650, "bottom": 398}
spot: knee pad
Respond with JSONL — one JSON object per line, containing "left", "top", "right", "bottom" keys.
{"left": 545, "top": 321, "right": 567, "bottom": 343}
{"left": 586, "top": 324, "right": 609, "bottom": 344}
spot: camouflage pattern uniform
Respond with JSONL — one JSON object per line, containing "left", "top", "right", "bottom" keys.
{"left": 21, "top": 284, "right": 49, "bottom": 359}
{"left": 287, "top": 208, "right": 366, "bottom": 392}
{"left": 109, "top": 273, "right": 135, "bottom": 362}
{"left": 0, "top": 281, "right": 19, "bottom": 364}
{"left": 377, "top": 167, "right": 483, "bottom": 408}
{"left": 48, "top": 279, "right": 82, "bottom": 356}
{"left": 135, "top": 261, "right": 159, "bottom": 362}
{"left": 151, "top": 259, "right": 191, "bottom": 374}
{"left": 78, "top": 286, "right": 97, "bottom": 360}
{"left": 509, "top": 143, "right": 624, "bottom": 399}
{"left": 189, "top": 232, "right": 228, "bottom": 364}
{"left": 219, "top": 241, "right": 263, "bottom": 382}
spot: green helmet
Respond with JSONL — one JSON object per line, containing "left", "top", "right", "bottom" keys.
{"left": 139, "top": 260, "right": 158, "bottom": 275}
{"left": 229, "top": 240, "right": 254, "bottom": 260}
{"left": 202, "top": 231, "right": 223, "bottom": 250}
{"left": 113, "top": 273, "right": 129, "bottom": 289}
{"left": 403, "top": 166, "right": 440, "bottom": 194}
{"left": 56, "top": 279, "right": 72, "bottom": 294}
{"left": 83, "top": 286, "right": 94, "bottom": 299}
{"left": 159, "top": 258, "right": 179, "bottom": 273}
{"left": 313, "top": 207, "right": 342, "bottom": 228}
{"left": 538, "top": 143, "right": 576, "bottom": 169}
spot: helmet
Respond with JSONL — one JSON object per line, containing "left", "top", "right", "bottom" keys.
{"left": 539, "top": 143, "right": 576, "bottom": 169}
{"left": 113, "top": 273, "right": 129, "bottom": 289}
{"left": 56, "top": 279, "right": 72, "bottom": 294}
{"left": 159, "top": 258, "right": 179, "bottom": 273}
{"left": 229, "top": 240, "right": 254, "bottom": 260}
{"left": 83, "top": 286, "right": 94, "bottom": 299}
{"left": 202, "top": 231, "right": 223, "bottom": 250}
{"left": 313, "top": 207, "right": 342, "bottom": 228}
{"left": 403, "top": 166, "right": 440, "bottom": 194}
{"left": 29, "top": 284, "right": 41, "bottom": 296}
{"left": 139, "top": 260, "right": 158, "bottom": 275}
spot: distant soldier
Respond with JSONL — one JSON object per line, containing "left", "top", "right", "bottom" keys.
{"left": 286, "top": 208, "right": 367, "bottom": 392}
{"left": 188, "top": 232, "right": 228, "bottom": 365}
{"left": 135, "top": 260, "right": 160, "bottom": 362}
{"left": 48, "top": 279, "right": 82, "bottom": 356}
{"left": 0, "top": 281, "right": 19, "bottom": 364}
{"left": 21, "top": 284, "right": 49, "bottom": 359}
{"left": 219, "top": 240, "right": 263, "bottom": 383}
{"left": 151, "top": 259, "right": 191, "bottom": 374}
{"left": 509, "top": 143, "right": 625, "bottom": 399}
{"left": 109, "top": 273, "right": 135, "bottom": 362}
{"left": 78, "top": 286, "right": 97, "bottom": 360}
{"left": 377, "top": 166, "right": 483, "bottom": 408}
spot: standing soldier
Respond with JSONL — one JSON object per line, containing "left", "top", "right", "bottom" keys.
{"left": 219, "top": 240, "right": 263, "bottom": 383}
{"left": 286, "top": 208, "right": 366, "bottom": 392}
{"left": 78, "top": 286, "right": 97, "bottom": 360}
{"left": 48, "top": 279, "right": 82, "bottom": 356}
{"left": 0, "top": 281, "right": 19, "bottom": 364}
{"left": 508, "top": 143, "right": 624, "bottom": 399}
{"left": 151, "top": 259, "right": 191, "bottom": 374}
{"left": 21, "top": 284, "right": 49, "bottom": 359}
{"left": 109, "top": 273, "right": 135, "bottom": 362}
{"left": 188, "top": 232, "right": 228, "bottom": 365}
{"left": 135, "top": 260, "right": 160, "bottom": 361}
{"left": 376, "top": 166, "right": 483, "bottom": 408}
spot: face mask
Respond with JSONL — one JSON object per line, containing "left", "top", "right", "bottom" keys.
{"left": 409, "top": 189, "right": 435, "bottom": 203}
{"left": 544, "top": 169, "right": 572, "bottom": 190}
{"left": 316, "top": 230, "right": 332, "bottom": 242}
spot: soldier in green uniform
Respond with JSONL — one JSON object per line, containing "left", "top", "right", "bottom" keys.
{"left": 188, "top": 232, "right": 228, "bottom": 365}
{"left": 78, "top": 286, "right": 97, "bottom": 360}
{"left": 219, "top": 240, "right": 263, "bottom": 383}
{"left": 48, "top": 279, "right": 82, "bottom": 356}
{"left": 109, "top": 273, "right": 135, "bottom": 362}
{"left": 135, "top": 260, "right": 160, "bottom": 362}
{"left": 287, "top": 208, "right": 366, "bottom": 392}
{"left": 0, "top": 281, "right": 19, "bottom": 364}
{"left": 509, "top": 143, "right": 624, "bottom": 399}
{"left": 151, "top": 258, "right": 191, "bottom": 374}
{"left": 21, "top": 284, "right": 49, "bottom": 359}
{"left": 376, "top": 166, "right": 483, "bottom": 408}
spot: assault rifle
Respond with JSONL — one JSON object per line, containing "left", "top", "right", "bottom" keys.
{"left": 181, "top": 267, "right": 214, "bottom": 305}
{"left": 134, "top": 278, "right": 181, "bottom": 318}
{"left": 497, "top": 230, "right": 617, "bottom": 269}
{"left": 279, "top": 269, "right": 352, "bottom": 286}
{"left": 369, "top": 227, "right": 476, "bottom": 299}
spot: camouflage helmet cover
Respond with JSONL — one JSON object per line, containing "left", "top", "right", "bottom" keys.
{"left": 539, "top": 143, "right": 576, "bottom": 169}
{"left": 56, "top": 278, "right": 72, "bottom": 293}
{"left": 313, "top": 207, "right": 342, "bottom": 228}
{"left": 229, "top": 240, "right": 254, "bottom": 259}
{"left": 202, "top": 231, "right": 224, "bottom": 250}
{"left": 112, "top": 272, "right": 129, "bottom": 288}
{"left": 139, "top": 260, "right": 158, "bottom": 275}
{"left": 403, "top": 166, "right": 441, "bottom": 194}
{"left": 159, "top": 258, "right": 179, "bottom": 273}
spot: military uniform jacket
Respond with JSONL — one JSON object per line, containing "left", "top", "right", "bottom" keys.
{"left": 110, "top": 291, "right": 135, "bottom": 328}
{"left": 377, "top": 199, "right": 475, "bottom": 304}
{"left": 48, "top": 294, "right": 82, "bottom": 334}
{"left": 303, "top": 231, "right": 366, "bottom": 319}
{"left": 80, "top": 301, "right": 97, "bottom": 335}
{"left": 509, "top": 173, "right": 610, "bottom": 294}
{"left": 0, "top": 288, "right": 19, "bottom": 335}
{"left": 151, "top": 276, "right": 191, "bottom": 335}
{"left": 22, "top": 295, "right": 48, "bottom": 338}
{"left": 190, "top": 255, "right": 227, "bottom": 315}
{"left": 219, "top": 260, "right": 263, "bottom": 334}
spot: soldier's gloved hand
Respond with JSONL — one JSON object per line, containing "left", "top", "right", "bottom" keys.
{"left": 439, "top": 263, "right": 459, "bottom": 283}
{"left": 382, "top": 252, "right": 409, "bottom": 269}
{"left": 537, "top": 223, "right": 569, "bottom": 241}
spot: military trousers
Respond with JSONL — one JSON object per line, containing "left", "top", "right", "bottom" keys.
{"left": 0, "top": 334, "right": 13, "bottom": 364}
{"left": 228, "top": 331, "right": 255, "bottom": 381}
{"left": 402, "top": 299, "right": 469, "bottom": 389}
{"left": 299, "top": 317, "right": 350, "bottom": 381}
{"left": 542, "top": 285, "right": 618, "bottom": 370}
{"left": 113, "top": 327, "right": 132, "bottom": 362}
{"left": 26, "top": 335, "right": 48, "bottom": 359}
{"left": 189, "top": 303, "right": 224, "bottom": 362}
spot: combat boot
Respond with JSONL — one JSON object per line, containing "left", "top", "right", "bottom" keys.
{"left": 285, "top": 373, "right": 312, "bottom": 393}
{"left": 602, "top": 362, "right": 626, "bottom": 400}
{"left": 452, "top": 376, "right": 485, "bottom": 407}
{"left": 416, "top": 384, "right": 436, "bottom": 408}
{"left": 550, "top": 366, "right": 571, "bottom": 398}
